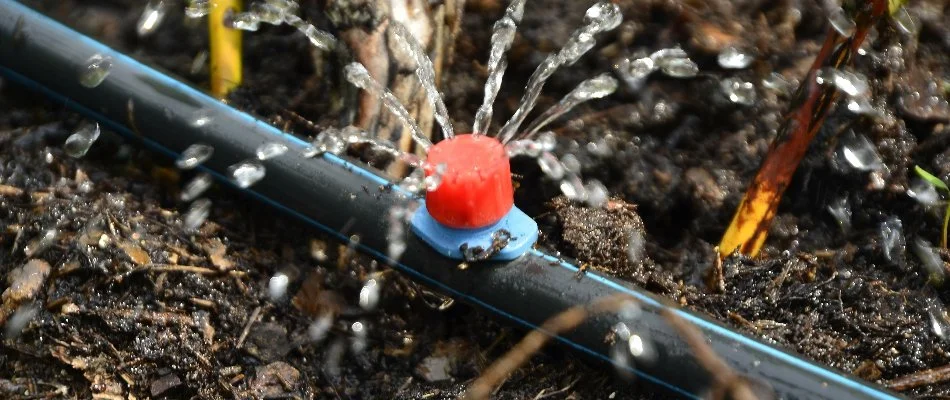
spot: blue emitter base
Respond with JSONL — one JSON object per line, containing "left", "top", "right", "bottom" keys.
{"left": 410, "top": 204, "right": 539, "bottom": 261}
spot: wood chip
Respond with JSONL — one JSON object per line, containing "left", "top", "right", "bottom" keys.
{"left": 119, "top": 241, "right": 152, "bottom": 265}
{"left": 3, "top": 259, "right": 51, "bottom": 304}
{"left": 205, "top": 238, "right": 233, "bottom": 271}
{"left": 0, "top": 184, "right": 23, "bottom": 196}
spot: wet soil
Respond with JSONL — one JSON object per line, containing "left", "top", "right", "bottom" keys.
{"left": 3, "top": 0, "right": 950, "bottom": 399}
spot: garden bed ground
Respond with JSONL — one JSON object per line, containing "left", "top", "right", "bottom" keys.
{"left": 2, "top": 0, "right": 950, "bottom": 398}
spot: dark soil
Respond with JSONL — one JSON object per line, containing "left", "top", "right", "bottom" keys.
{"left": 3, "top": 0, "right": 950, "bottom": 399}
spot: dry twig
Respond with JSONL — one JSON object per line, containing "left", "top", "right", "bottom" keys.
{"left": 463, "top": 294, "right": 634, "bottom": 399}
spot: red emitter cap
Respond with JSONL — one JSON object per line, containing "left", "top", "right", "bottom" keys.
{"left": 424, "top": 134, "right": 514, "bottom": 229}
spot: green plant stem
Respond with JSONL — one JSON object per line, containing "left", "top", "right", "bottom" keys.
{"left": 943, "top": 201, "right": 949, "bottom": 249}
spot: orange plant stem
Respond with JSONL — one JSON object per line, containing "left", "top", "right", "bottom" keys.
{"left": 719, "top": 0, "right": 888, "bottom": 257}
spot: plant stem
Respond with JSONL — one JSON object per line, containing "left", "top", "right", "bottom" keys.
{"left": 942, "top": 201, "right": 949, "bottom": 249}
{"left": 718, "top": 0, "right": 888, "bottom": 258}
{"left": 209, "top": 0, "right": 243, "bottom": 99}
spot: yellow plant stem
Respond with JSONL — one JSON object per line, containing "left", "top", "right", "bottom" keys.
{"left": 209, "top": 0, "right": 242, "bottom": 99}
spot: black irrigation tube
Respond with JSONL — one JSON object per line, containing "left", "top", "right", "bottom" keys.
{"left": 0, "top": 1, "right": 906, "bottom": 399}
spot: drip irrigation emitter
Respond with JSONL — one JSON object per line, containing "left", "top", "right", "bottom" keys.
{"left": 0, "top": 2, "right": 906, "bottom": 399}
{"left": 412, "top": 134, "right": 538, "bottom": 260}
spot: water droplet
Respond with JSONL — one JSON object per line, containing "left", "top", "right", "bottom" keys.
{"left": 827, "top": 196, "right": 852, "bottom": 231}
{"left": 924, "top": 296, "right": 950, "bottom": 341}
{"left": 79, "top": 54, "right": 113, "bottom": 88}
{"left": 610, "top": 337, "right": 634, "bottom": 377}
{"left": 907, "top": 177, "right": 941, "bottom": 206}
{"left": 63, "top": 123, "right": 101, "bottom": 158}
{"left": 557, "top": 34, "right": 596, "bottom": 66}
{"left": 717, "top": 46, "right": 754, "bottom": 69}
{"left": 341, "top": 126, "right": 368, "bottom": 143}
{"left": 561, "top": 154, "right": 582, "bottom": 174}
{"left": 325, "top": 339, "right": 346, "bottom": 376}
{"left": 721, "top": 78, "right": 757, "bottom": 106}
{"left": 892, "top": 7, "right": 918, "bottom": 37}
{"left": 817, "top": 68, "right": 869, "bottom": 97}
{"left": 587, "top": 138, "right": 613, "bottom": 157}
{"left": 762, "top": 72, "right": 792, "bottom": 96}
{"left": 618, "top": 301, "right": 641, "bottom": 320}
{"left": 627, "top": 229, "right": 646, "bottom": 263}
{"left": 538, "top": 152, "right": 565, "bottom": 180}
{"left": 268, "top": 272, "right": 290, "bottom": 301}
{"left": 650, "top": 48, "right": 688, "bottom": 61}
{"left": 266, "top": 0, "right": 299, "bottom": 16}
{"left": 880, "top": 217, "right": 904, "bottom": 265}
{"left": 657, "top": 57, "right": 699, "bottom": 78}
{"left": 310, "top": 129, "right": 347, "bottom": 156}
{"left": 180, "top": 173, "right": 213, "bottom": 202}
{"left": 308, "top": 314, "right": 333, "bottom": 342}
{"left": 190, "top": 110, "right": 213, "bottom": 128}
{"left": 425, "top": 163, "right": 447, "bottom": 191}
{"left": 136, "top": 1, "right": 168, "bottom": 37}
{"left": 284, "top": 14, "right": 337, "bottom": 51}
{"left": 626, "top": 57, "right": 656, "bottom": 80}
{"left": 505, "top": 139, "right": 542, "bottom": 157}
{"left": 301, "top": 145, "right": 319, "bottom": 158}
{"left": 250, "top": 2, "right": 284, "bottom": 25}
{"left": 560, "top": 175, "right": 587, "bottom": 201}
{"left": 650, "top": 48, "right": 698, "bottom": 79}
{"left": 846, "top": 96, "right": 876, "bottom": 115}
{"left": 229, "top": 12, "right": 260, "bottom": 31}
{"left": 176, "top": 143, "right": 214, "bottom": 169}
{"left": 386, "top": 205, "right": 410, "bottom": 260}
{"left": 184, "top": 0, "right": 210, "bottom": 18}
{"left": 585, "top": 180, "right": 608, "bottom": 208}
{"left": 78, "top": 180, "right": 93, "bottom": 193}
{"left": 828, "top": 7, "right": 856, "bottom": 37}
{"left": 913, "top": 238, "right": 945, "bottom": 285}
{"left": 628, "top": 334, "right": 646, "bottom": 357}
{"left": 351, "top": 321, "right": 368, "bottom": 353}
{"left": 190, "top": 50, "right": 209, "bottom": 75}
{"left": 229, "top": 160, "right": 265, "bottom": 188}
{"left": 4, "top": 303, "right": 39, "bottom": 338}
{"left": 612, "top": 322, "right": 632, "bottom": 340}
{"left": 583, "top": 1, "right": 623, "bottom": 32}
{"left": 182, "top": 198, "right": 211, "bottom": 231}
{"left": 524, "top": 73, "right": 618, "bottom": 136}
{"left": 838, "top": 131, "right": 883, "bottom": 171}
{"left": 255, "top": 142, "right": 288, "bottom": 160}
{"left": 537, "top": 131, "right": 557, "bottom": 152}
{"left": 399, "top": 170, "right": 426, "bottom": 193}
{"left": 359, "top": 278, "right": 381, "bottom": 310}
